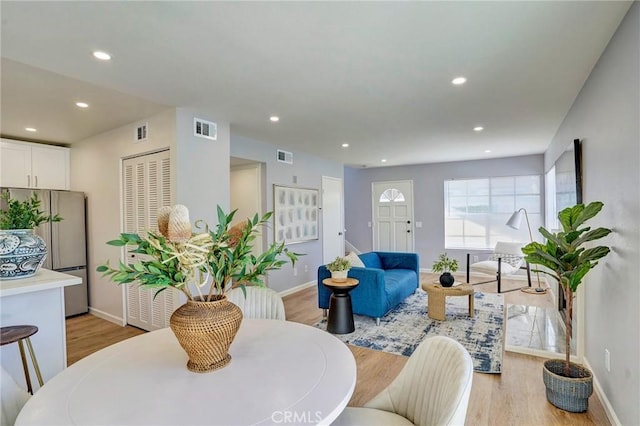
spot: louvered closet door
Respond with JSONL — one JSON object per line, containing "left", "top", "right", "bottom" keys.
{"left": 122, "top": 150, "right": 176, "bottom": 331}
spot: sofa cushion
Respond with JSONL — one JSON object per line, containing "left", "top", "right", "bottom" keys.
{"left": 359, "top": 252, "right": 382, "bottom": 269}
{"left": 346, "top": 252, "right": 365, "bottom": 268}
{"left": 384, "top": 269, "right": 418, "bottom": 300}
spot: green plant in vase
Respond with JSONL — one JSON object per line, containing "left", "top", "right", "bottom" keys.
{"left": 326, "top": 256, "right": 351, "bottom": 282}
{"left": 0, "top": 192, "right": 62, "bottom": 279}
{"left": 432, "top": 253, "right": 458, "bottom": 287}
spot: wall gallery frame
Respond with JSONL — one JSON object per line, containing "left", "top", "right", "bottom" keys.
{"left": 273, "top": 184, "right": 319, "bottom": 244}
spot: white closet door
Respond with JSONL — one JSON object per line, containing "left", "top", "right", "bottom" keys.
{"left": 122, "top": 150, "right": 176, "bottom": 331}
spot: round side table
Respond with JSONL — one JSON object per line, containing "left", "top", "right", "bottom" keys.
{"left": 421, "top": 282, "right": 474, "bottom": 321}
{"left": 322, "top": 278, "right": 359, "bottom": 334}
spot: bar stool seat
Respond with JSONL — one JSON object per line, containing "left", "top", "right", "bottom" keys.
{"left": 1, "top": 325, "right": 44, "bottom": 394}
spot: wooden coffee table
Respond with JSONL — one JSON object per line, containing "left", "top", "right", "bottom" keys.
{"left": 421, "top": 282, "right": 474, "bottom": 321}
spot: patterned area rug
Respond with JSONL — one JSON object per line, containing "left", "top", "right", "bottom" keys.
{"left": 314, "top": 290, "right": 504, "bottom": 373}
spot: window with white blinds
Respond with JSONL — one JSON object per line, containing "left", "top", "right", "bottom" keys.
{"left": 444, "top": 175, "right": 543, "bottom": 249}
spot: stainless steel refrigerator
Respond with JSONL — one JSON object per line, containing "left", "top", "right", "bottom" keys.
{"left": 1, "top": 188, "right": 88, "bottom": 317}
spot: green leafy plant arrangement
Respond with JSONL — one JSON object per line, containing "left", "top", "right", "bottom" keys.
{"left": 326, "top": 256, "right": 351, "bottom": 272}
{"left": 522, "top": 201, "right": 611, "bottom": 376}
{"left": 97, "top": 205, "right": 300, "bottom": 301}
{"left": 0, "top": 192, "right": 62, "bottom": 229}
{"left": 432, "top": 253, "right": 458, "bottom": 273}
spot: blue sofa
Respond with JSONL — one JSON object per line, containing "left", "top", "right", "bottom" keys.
{"left": 318, "top": 251, "right": 420, "bottom": 324}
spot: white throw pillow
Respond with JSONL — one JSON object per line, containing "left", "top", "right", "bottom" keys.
{"left": 345, "top": 252, "right": 365, "bottom": 268}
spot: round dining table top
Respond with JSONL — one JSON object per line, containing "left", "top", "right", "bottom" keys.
{"left": 16, "top": 319, "right": 357, "bottom": 426}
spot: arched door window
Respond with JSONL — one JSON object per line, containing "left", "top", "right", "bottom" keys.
{"left": 379, "top": 188, "right": 405, "bottom": 203}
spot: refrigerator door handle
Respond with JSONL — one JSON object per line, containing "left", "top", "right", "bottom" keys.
{"left": 35, "top": 175, "right": 38, "bottom": 188}
{"left": 27, "top": 175, "right": 31, "bottom": 187}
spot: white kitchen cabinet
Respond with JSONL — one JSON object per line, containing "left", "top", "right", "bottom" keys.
{"left": 1, "top": 139, "right": 70, "bottom": 190}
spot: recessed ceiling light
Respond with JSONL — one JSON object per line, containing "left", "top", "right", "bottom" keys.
{"left": 93, "top": 51, "right": 111, "bottom": 61}
{"left": 76, "top": 102, "right": 89, "bottom": 108}
{"left": 485, "top": 150, "right": 492, "bottom": 153}
{"left": 474, "top": 126, "right": 484, "bottom": 132}
{"left": 341, "top": 143, "right": 349, "bottom": 148}
{"left": 25, "top": 127, "right": 37, "bottom": 132}
{"left": 381, "top": 159, "right": 387, "bottom": 163}
{"left": 452, "top": 77, "right": 467, "bottom": 85}
{"left": 270, "top": 116, "right": 280, "bottom": 122}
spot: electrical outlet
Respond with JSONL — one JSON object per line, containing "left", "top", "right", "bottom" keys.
{"left": 304, "top": 264, "right": 308, "bottom": 273}
{"left": 293, "top": 267, "right": 298, "bottom": 276}
{"left": 605, "top": 349, "right": 611, "bottom": 372}
{"left": 473, "top": 255, "right": 479, "bottom": 263}
{"left": 367, "top": 221, "right": 372, "bottom": 228}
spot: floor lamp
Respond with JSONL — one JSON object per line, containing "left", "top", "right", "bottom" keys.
{"left": 506, "top": 208, "right": 547, "bottom": 294}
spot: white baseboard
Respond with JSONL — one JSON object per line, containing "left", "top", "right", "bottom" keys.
{"left": 278, "top": 280, "right": 316, "bottom": 298}
{"left": 88, "top": 307, "right": 125, "bottom": 326}
{"left": 583, "top": 357, "right": 621, "bottom": 426}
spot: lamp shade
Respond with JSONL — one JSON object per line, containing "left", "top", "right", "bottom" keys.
{"left": 506, "top": 209, "right": 524, "bottom": 230}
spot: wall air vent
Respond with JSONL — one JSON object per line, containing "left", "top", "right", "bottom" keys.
{"left": 194, "top": 117, "right": 217, "bottom": 140}
{"left": 135, "top": 123, "right": 148, "bottom": 142}
{"left": 276, "top": 149, "right": 293, "bottom": 164}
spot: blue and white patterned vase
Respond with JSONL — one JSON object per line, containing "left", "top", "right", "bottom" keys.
{"left": 0, "top": 229, "right": 47, "bottom": 280}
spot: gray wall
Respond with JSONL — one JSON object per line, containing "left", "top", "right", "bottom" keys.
{"left": 544, "top": 3, "right": 639, "bottom": 423}
{"left": 344, "top": 154, "right": 544, "bottom": 269}
{"left": 231, "top": 135, "right": 344, "bottom": 292}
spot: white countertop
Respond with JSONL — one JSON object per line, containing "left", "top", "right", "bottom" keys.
{"left": 0, "top": 268, "right": 81, "bottom": 297}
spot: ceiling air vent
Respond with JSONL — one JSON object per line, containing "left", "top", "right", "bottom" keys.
{"left": 194, "top": 117, "right": 217, "bottom": 140}
{"left": 135, "top": 123, "right": 148, "bottom": 142}
{"left": 277, "top": 149, "right": 293, "bottom": 164}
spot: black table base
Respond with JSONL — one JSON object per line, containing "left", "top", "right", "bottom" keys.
{"left": 327, "top": 291, "right": 355, "bottom": 334}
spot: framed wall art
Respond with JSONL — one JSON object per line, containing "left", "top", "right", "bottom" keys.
{"left": 273, "top": 184, "right": 319, "bottom": 244}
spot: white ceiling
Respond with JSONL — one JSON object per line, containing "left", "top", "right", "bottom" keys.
{"left": 0, "top": 1, "right": 632, "bottom": 167}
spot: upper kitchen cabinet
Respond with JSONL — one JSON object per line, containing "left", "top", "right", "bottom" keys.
{"left": 1, "top": 139, "right": 70, "bottom": 190}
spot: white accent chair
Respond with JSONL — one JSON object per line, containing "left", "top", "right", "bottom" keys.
{"left": 1, "top": 366, "right": 31, "bottom": 426}
{"left": 226, "top": 286, "right": 286, "bottom": 320}
{"left": 466, "top": 241, "right": 532, "bottom": 293}
{"left": 332, "top": 336, "right": 473, "bottom": 426}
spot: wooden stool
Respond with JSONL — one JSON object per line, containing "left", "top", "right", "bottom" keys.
{"left": 1, "top": 325, "right": 44, "bottom": 394}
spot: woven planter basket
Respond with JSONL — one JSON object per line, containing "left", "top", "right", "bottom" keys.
{"left": 170, "top": 295, "right": 243, "bottom": 373}
{"left": 543, "top": 359, "right": 593, "bottom": 412}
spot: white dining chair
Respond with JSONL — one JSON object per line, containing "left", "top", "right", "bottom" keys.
{"left": 226, "top": 286, "right": 286, "bottom": 320}
{"left": 332, "top": 336, "right": 473, "bottom": 426}
{"left": 1, "top": 366, "right": 31, "bottom": 426}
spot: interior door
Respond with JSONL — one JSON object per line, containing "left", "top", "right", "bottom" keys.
{"left": 322, "top": 176, "right": 344, "bottom": 263}
{"left": 122, "top": 150, "right": 175, "bottom": 331}
{"left": 372, "top": 180, "right": 414, "bottom": 252}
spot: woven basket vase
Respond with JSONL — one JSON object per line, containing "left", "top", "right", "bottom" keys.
{"left": 543, "top": 359, "right": 593, "bottom": 412}
{"left": 169, "top": 295, "right": 243, "bottom": 373}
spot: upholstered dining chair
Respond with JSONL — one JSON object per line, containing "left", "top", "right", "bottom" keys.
{"left": 226, "top": 286, "right": 286, "bottom": 320}
{"left": 332, "top": 336, "right": 473, "bottom": 426}
{"left": 466, "top": 241, "right": 532, "bottom": 293}
{"left": 1, "top": 366, "right": 31, "bottom": 426}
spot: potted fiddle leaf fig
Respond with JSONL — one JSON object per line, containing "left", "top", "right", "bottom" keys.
{"left": 432, "top": 253, "right": 458, "bottom": 287}
{"left": 522, "top": 201, "right": 611, "bottom": 413}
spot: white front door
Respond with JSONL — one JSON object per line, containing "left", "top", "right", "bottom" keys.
{"left": 122, "top": 150, "right": 177, "bottom": 331}
{"left": 372, "top": 180, "right": 414, "bottom": 252}
{"left": 322, "top": 176, "right": 344, "bottom": 263}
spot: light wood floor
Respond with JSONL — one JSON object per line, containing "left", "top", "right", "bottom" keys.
{"left": 66, "top": 274, "right": 610, "bottom": 426}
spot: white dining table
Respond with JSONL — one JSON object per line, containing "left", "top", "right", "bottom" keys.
{"left": 16, "top": 319, "right": 357, "bottom": 426}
